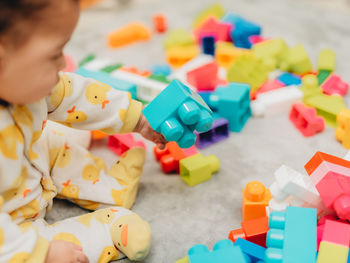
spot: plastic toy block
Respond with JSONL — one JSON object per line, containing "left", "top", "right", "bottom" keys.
{"left": 317, "top": 241, "right": 348, "bottom": 263}
{"left": 321, "top": 74, "right": 349, "bottom": 96}
{"left": 249, "top": 35, "right": 267, "bottom": 45}
{"left": 251, "top": 85, "right": 303, "bottom": 117}
{"left": 108, "top": 22, "right": 151, "bottom": 48}
{"left": 317, "top": 49, "right": 335, "bottom": 72}
{"left": 192, "top": 3, "right": 225, "bottom": 29}
{"left": 179, "top": 153, "right": 219, "bottom": 186}
{"left": 186, "top": 62, "right": 219, "bottom": 91}
{"left": 151, "top": 64, "right": 172, "bottom": 76}
{"left": 317, "top": 70, "right": 332, "bottom": 85}
{"left": 194, "top": 17, "right": 232, "bottom": 43}
{"left": 188, "top": 239, "right": 248, "bottom": 263}
{"left": 227, "top": 54, "right": 269, "bottom": 92}
{"left": 222, "top": 12, "right": 261, "bottom": 49}
{"left": 166, "top": 45, "right": 200, "bottom": 68}
{"left": 265, "top": 206, "right": 317, "bottom": 263}
{"left": 234, "top": 238, "right": 266, "bottom": 263}
{"left": 198, "top": 90, "right": 213, "bottom": 105}
{"left": 78, "top": 53, "right": 95, "bottom": 67}
{"left": 164, "top": 29, "right": 195, "bottom": 50}
{"left": 321, "top": 220, "right": 350, "bottom": 247}
{"left": 143, "top": 80, "right": 213, "bottom": 148}
{"left": 120, "top": 67, "right": 151, "bottom": 77}
{"left": 175, "top": 257, "right": 189, "bottom": 263}
{"left": 80, "top": 58, "right": 116, "bottom": 71}
{"left": 91, "top": 130, "right": 108, "bottom": 140}
{"left": 202, "top": 36, "right": 215, "bottom": 56}
{"left": 254, "top": 79, "right": 285, "bottom": 98}
{"left": 289, "top": 103, "right": 325, "bottom": 137}
{"left": 280, "top": 44, "right": 313, "bottom": 74}
{"left": 242, "top": 181, "right": 272, "bottom": 221}
{"left": 300, "top": 74, "right": 323, "bottom": 101}
{"left": 277, "top": 72, "right": 302, "bottom": 86}
{"left": 304, "top": 93, "right": 346, "bottom": 127}
{"left": 100, "top": 63, "right": 123, "bottom": 73}
{"left": 208, "top": 83, "right": 251, "bottom": 132}
{"left": 148, "top": 74, "right": 170, "bottom": 84}
{"left": 107, "top": 133, "right": 146, "bottom": 156}
{"left": 153, "top": 141, "right": 197, "bottom": 174}
{"left": 75, "top": 67, "right": 138, "bottom": 99}
{"left": 336, "top": 109, "right": 350, "bottom": 149}
{"left": 63, "top": 55, "right": 76, "bottom": 72}
{"left": 252, "top": 38, "right": 289, "bottom": 70}
{"left": 194, "top": 118, "right": 229, "bottom": 149}
{"left": 153, "top": 14, "right": 167, "bottom": 33}
{"left": 215, "top": 41, "right": 253, "bottom": 68}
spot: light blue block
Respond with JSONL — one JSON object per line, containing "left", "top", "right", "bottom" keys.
{"left": 75, "top": 67, "right": 137, "bottom": 99}
{"left": 151, "top": 64, "right": 172, "bottom": 76}
{"left": 234, "top": 238, "right": 265, "bottom": 263}
{"left": 277, "top": 72, "right": 302, "bottom": 86}
{"left": 142, "top": 80, "right": 213, "bottom": 148}
{"left": 208, "top": 83, "right": 251, "bottom": 132}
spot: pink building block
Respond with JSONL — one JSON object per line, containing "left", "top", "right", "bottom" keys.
{"left": 249, "top": 35, "right": 268, "bottom": 45}
{"left": 289, "top": 102, "right": 325, "bottom": 137}
{"left": 194, "top": 17, "right": 232, "bottom": 43}
{"left": 108, "top": 133, "right": 146, "bottom": 156}
{"left": 321, "top": 74, "right": 349, "bottom": 96}
{"left": 186, "top": 62, "right": 220, "bottom": 91}
{"left": 255, "top": 79, "right": 285, "bottom": 98}
{"left": 321, "top": 220, "right": 350, "bottom": 247}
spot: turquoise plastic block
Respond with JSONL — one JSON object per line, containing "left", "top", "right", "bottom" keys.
{"left": 143, "top": 80, "right": 213, "bottom": 148}
{"left": 75, "top": 67, "right": 137, "bottom": 99}
{"left": 234, "top": 238, "right": 265, "bottom": 263}
{"left": 208, "top": 83, "right": 251, "bottom": 132}
{"left": 265, "top": 206, "right": 317, "bottom": 263}
{"left": 188, "top": 239, "right": 249, "bottom": 263}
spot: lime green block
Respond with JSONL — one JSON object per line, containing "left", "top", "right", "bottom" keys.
{"left": 164, "top": 29, "right": 195, "bottom": 50}
{"left": 317, "top": 49, "right": 335, "bottom": 72}
{"left": 227, "top": 54, "right": 269, "bottom": 92}
{"left": 175, "top": 256, "right": 189, "bottom": 263}
{"left": 148, "top": 74, "right": 170, "bottom": 84}
{"left": 101, "top": 63, "right": 122, "bottom": 73}
{"left": 78, "top": 54, "right": 95, "bottom": 67}
{"left": 180, "top": 154, "right": 220, "bottom": 187}
{"left": 192, "top": 3, "right": 225, "bottom": 29}
{"left": 317, "top": 70, "right": 332, "bottom": 85}
{"left": 280, "top": 44, "right": 313, "bottom": 74}
{"left": 305, "top": 94, "right": 346, "bottom": 127}
{"left": 252, "top": 38, "right": 289, "bottom": 70}
{"left": 300, "top": 74, "right": 322, "bottom": 102}
{"left": 317, "top": 241, "right": 348, "bottom": 263}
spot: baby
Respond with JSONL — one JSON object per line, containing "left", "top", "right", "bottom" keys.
{"left": 0, "top": 0, "right": 166, "bottom": 262}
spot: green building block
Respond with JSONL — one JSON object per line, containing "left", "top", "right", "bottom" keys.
{"left": 180, "top": 153, "right": 220, "bottom": 187}
{"left": 300, "top": 74, "right": 322, "bottom": 102}
{"left": 317, "top": 70, "right": 332, "bottom": 85}
{"left": 164, "top": 29, "right": 195, "bottom": 50}
{"left": 148, "top": 74, "right": 171, "bottom": 84}
{"left": 305, "top": 94, "right": 346, "bottom": 127}
{"left": 192, "top": 3, "right": 225, "bottom": 29}
{"left": 78, "top": 54, "right": 95, "bottom": 67}
{"left": 227, "top": 54, "right": 269, "bottom": 92}
{"left": 317, "top": 48, "right": 335, "bottom": 72}
{"left": 175, "top": 257, "right": 189, "bottom": 263}
{"left": 280, "top": 44, "right": 313, "bottom": 74}
{"left": 101, "top": 63, "right": 122, "bottom": 73}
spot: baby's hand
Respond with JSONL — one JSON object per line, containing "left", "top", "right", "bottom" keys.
{"left": 134, "top": 114, "right": 167, "bottom": 149}
{"left": 45, "top": 240, "right": 89, "bottom": 263}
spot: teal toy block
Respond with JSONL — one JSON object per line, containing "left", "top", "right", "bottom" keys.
{"left": 234, "top": 238, "right": 265, "bottom": 263}
{"left": 142, "top": 80, "right": 213, "bottom": 148}
{"left": 208, "top": 83, "right": 251, "bottom": 132}
{"left": 265, "top": 206, "right": 317, "bottom": 263}
{"left": 188, "top": 239, "right": 249, "bottom": 263}
{"left": 75, "top": 67, "right": 137, "bottom": 99}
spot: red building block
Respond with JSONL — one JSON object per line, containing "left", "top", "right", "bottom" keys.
{"left": 193, "top": 17, "right": 232, "bottom": 43}
{"left": 108, "top": 133, "right": 146, "bottom": 156}
{"left": 153, "top": 14, "right": 167, "bottom": 33}
{"left": 289, "top": 102, "right": 325, "bottom": 137}
{"left": 321, "top": 74, "right": 349, "bottom": 96}
{"left": 153, "top": 141, "right": 197, "bottom": 174}
{"left": 186, "top": 62, "right": 220, "bottom": 91}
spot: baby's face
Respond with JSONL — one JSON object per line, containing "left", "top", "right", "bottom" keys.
{"left": 0, "top": 0, "right": 79, "bottom": 105}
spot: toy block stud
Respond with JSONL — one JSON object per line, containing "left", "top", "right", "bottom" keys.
{"left": 265, "top": 207, "right": 317, "bottom": 263}
{"left": 234, "top": 238, "right": 266, "bottom": 263}
{"left": 143, "top": 80, "right": 213, "bottom": 148}
{"left": 153, "top": 14, "right": 167, "bottom": 33}
{"left": 321, "top": 74, "right": 349, "bottom": 96}
{"left": 336, "top": 109, "right": 350, "bottom": 149}
{"left": 317, "top": 49, "right": 335, "bottom": 72}
{"left": 186, "top": 62, "right": 219, "bottom": 91}
{"left": 108, "top": 133, "right": 146, "bottom": 156}
{"left": 194, "top": 118, "right": 229, "bottom": 149}
{"left": 208, "top": 83, "right": 251, "bottom": 132}
{"left": 300, "top": 74, "right": 322, "bottom": 102}
{"left": 289, "top": 103, "right": 325, "bottom": 137}
{"left": 242, "top": 181, "right": 272, "bottom": 221}
{"left": 108, "top": 22, "right": 151, "bottom": 48}
{"left": 179, "top": 153, "right": 220, "bottom": 186}
{"left": 279, "top": 44, "right": 313, "bottom": 74}
{"left": 202, "top": 36, "right": 215, "bottom": 56}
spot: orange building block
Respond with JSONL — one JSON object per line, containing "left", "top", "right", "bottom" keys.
{"left": 241, "top": 181, "right": 272, "bottom": 221}
{"left": 153, "top": 14, "right": 167, "bottom": 33}
{"left": 166, "top": 45, "right": 200, "bottom": 68}
{"left": 91, "top": 130, "right": 108, "bottom": 140}
{"left": 108, "top": 22, "right": 151, "bottom": 48}
{"left": 120, "top": 67, "right": 151, "bottom": 77}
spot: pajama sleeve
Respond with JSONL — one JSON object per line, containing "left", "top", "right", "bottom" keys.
{"left": 45, "top": 72, "right": 143, "bottom": 134}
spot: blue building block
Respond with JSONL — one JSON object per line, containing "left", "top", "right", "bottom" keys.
{"left": 75, "top": 67, "right": 137, "bottom": 99}
{"left": 188, "top": 239, "right": 249, "bottom": 263}
{"left": 208, "top": 83, "right": 251, "bottom": 132}
{"left": 222, "top": 12, "right": 261, "bottom": 49}
{"left": 202, "top": 36, "right": 215, "bottom": 56}
{"left": 277, "top": 72, "right": 302, "bottom": 86}
{"left": 151, "top": 64, "right": 172, "bottom": 76}
{"left": 265, "top": 206, "right": 317, "bottom": 263}
{"left": 143, "top": 80, "right": 213, "bottom": 148}
{"left": 194, "top": 118, "right": 229, "bottom": 149}
{"left": 234, "top": 238, "right": 265, "bottom": 263}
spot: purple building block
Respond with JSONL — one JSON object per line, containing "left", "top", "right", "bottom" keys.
{"left": 195, "top": 118, "right": 229, "bottom": 148}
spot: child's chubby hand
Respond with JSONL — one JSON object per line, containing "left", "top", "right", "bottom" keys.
{"left": 134, "top": 114, "right": 167, "bottom": 149}
{"left": 45, "top": 240, "right": 89, "bottom": 263}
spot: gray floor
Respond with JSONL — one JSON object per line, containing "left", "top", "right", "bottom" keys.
{"left": 45, "top": 0, "right": 350, "bottom": 262}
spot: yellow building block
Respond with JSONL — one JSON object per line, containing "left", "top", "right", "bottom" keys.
{"left": 175, "top": 256, "right": 189, "bottom": 263}
{"left": 317, "top": 49, "right": 336, "bottom": 72}
{"left": 215, "top": 41, "right": 253, "bottom": 68}
{"left": 192, "top": 3, "right": 225, "bottom": 29}
{"left": 166, "top": 45, "right": 200, "bottom": 68}
{"left": 317, "top": 241, "right": 348, "bottom": 263}
{"left": 300, "top": 74, "right": 322, "bottom": 102}
{"left": 164, "top": 29, "right": 196, "bottom": 50}
{"left": 336, "top": 109, "right": 350, "bottom": 149}
{"left": 280, "top": 44, "right": 313, "bottom": 74}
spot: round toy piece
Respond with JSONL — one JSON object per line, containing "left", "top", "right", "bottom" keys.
{"left": 160, "top": 118, "right": 184, "bottom": 141}
{"left": 178, "top": 101, "right": 201, "bottom": 125}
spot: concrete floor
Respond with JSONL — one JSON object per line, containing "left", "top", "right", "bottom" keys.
{"left": 45, "top": 0, "right": 350, "bottom": 262}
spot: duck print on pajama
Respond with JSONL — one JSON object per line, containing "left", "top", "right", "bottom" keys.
{"left": 0, "top": 72, "right": 150, "bottom": 262}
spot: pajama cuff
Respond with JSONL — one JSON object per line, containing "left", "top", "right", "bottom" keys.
{"left": 119, "top": 99, "right": 143, "bottom": 133}
{"left": 27, "top": 236, "right": 50, "bottom": 263}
